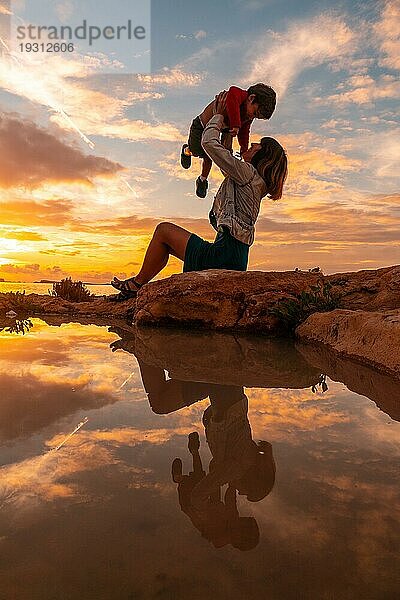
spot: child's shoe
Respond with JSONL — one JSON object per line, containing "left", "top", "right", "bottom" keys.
{"left": 188, "top": 432, "right": 200, "bottom": 453}
{"left": 196, "top": 176, "right": 208, "bottom": 198}
{"left": 180, "top": 144, "right": 192, "bottom": 169}
{"left": 172, "top": 458, "right": 183, "bottom": 483}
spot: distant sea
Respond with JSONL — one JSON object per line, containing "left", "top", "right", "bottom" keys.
{"left": 0, "top": 282, "right": 114, "bottom": 296}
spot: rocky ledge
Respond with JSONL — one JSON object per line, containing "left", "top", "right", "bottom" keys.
{"left": 296, "top": 309, "right": 400, "bottom": 378}
{"left": 1, "top": 265, "right": 399, "bottom": 378}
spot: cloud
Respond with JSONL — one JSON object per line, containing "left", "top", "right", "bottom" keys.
{"left": 318, "top": 74, "right": 400, "bottom": 105}
{"left": 374, "top": 0, "right": 400, "bottom": 70}
{"left": 138, "top": 67, "right": 203, "bottom": 88}
{"left": 71, "top": 212, "right": 212, "bottom": 239}
{"left": 158, "top": 151, "right": 225, "bottom": 184}
{"left": 242, "top": 14, "right": 357, "bottom": 95}
{"left": 0, "top": 263, "right": 71, "bottom": 280}
{"left": 194, "top": 30, "right": 207, "bottom": 40}
{"left": 0, "top": 262, "right": 41, "bottom": 274}
{"left": 1, "top": 230, "right": 47, "bottom": 242}
{"left": 175, "top": 30, "right": 207, "bottom": 41}
{"left": 55, "top": 0, "right": 74, "bottom": 22}
{"left": 0, "top": 199, "right": 73, "bottom": 227}
{"left": 0, "top": 51, "right": 185, "bottom": 143}
{"left": 0, "top": 5, "right": 12, "bottom": 15}
{"left": 0, "top": 115, "right": 123, "bottom": 188}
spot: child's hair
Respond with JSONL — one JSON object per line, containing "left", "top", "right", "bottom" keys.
{"left": 247, "top": 83, "right": 276, "bottom": 120}
{"left": 251, "top": 137, "right": 288, "bottom": 201}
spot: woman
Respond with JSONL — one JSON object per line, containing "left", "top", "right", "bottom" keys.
{"left": 110, "top": 91, "right": 287, "bottom": 300}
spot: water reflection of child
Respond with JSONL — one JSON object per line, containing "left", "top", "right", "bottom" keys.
{"left": 133, "top": 360, "right": 275, "bottom": 550}
{"left": 172, "top": 386, "right": 276, "bottom": 551}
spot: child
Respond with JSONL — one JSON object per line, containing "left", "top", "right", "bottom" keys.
{"left": 180, "top": 83, "right": 276, "bottom": 198}
{"left": 171, "top": 387, "right": 276, "bottom": 551}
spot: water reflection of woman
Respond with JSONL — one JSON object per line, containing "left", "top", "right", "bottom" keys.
{"left": 138, "top": 362, "right": 276, "bottom": 551}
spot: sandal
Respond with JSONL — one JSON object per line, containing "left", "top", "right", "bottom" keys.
{"left": 111, "top": 276, "right": 142, "bottom": 295}
{"left": 107, "top": 291, "right": 136, "bottom": 302}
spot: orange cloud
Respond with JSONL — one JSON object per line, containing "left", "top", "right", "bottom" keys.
{"left": 0, "top": 115, "right": 123, "bottom": 188}
{"left": 0, "top": 199, "right": 73, "bottom": 226}
{"left": 1, "top": 230, "right": 47, "bottom": 242}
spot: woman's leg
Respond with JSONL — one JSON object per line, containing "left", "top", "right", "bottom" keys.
{"left": 127, "top": 222, "right": 192, "bottom": 287}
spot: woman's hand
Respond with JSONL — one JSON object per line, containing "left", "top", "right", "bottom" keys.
{"left": 214, "top": 90, "right": 228, "bottom": 116}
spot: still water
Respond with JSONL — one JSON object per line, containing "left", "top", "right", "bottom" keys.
{"left": 0, "top": 318, "right": 399, "bottom": 599}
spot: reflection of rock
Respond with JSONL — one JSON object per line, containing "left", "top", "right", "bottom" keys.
{"left": 110, "top": 326, "right": 322, "bottom": 389}
{"left": 296, "top": 309, "right": 400, "bottom": 379}
{"left": 296, "top": 341, "right": 400, "bottom": 422}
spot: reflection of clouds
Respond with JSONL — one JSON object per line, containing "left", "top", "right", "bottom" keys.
{"left": 0, "top": 372, "right": 114, "bottom": 442}
{"left": 246, "top": 387, "right": 347, "bottom": 440}
{"left": 0, "top": 426, "right": 193, "bottom": 512}
{"left": 0, "top": 320, "right": 148, "bottom": 442}
{"left": 0, "top": 319, "right": 141, "bottom": 396}
{"left": 0, "top": 321, "right": 399, "bottom": 597}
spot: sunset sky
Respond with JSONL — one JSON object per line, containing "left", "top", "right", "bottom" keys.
{"left": 0, "top": 0, "right": 399, "bottom": 282}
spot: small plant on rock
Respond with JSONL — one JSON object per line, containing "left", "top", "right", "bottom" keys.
{"left": 50, "top": 277, "right": 94, "bottom": 302}
{"left": 270, "top": 282, "right": 340, "bottom": 334}
{"left": 3, "top": 290, "right": 36, "bottom": 313}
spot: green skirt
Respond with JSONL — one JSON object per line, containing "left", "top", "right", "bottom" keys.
{"left": 183, "top": 226, "right": 249, "bottom": 273}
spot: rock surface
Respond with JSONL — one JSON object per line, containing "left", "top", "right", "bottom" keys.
{"left": 1, "top": 265, "right": 399, "bottom": 378}
{"left": 296, "top": 309, "right": 400, "bottom": 378}
{"left": 134, "top": 265, "right": 400, "bottom": 331}
{"left": 1, "top": 266, "right": 399, "bottom": 332}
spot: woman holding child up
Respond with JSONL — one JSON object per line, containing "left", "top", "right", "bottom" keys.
{"left": 110, "top": 91, "right": 288, "bottom": 301}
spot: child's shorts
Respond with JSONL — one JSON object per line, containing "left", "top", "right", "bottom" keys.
{"left": 188, "top": 116, "right": 207, "bottom": 159}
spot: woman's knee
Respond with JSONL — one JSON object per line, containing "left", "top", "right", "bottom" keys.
{"left": 154, "top": 221, "right": 173, "bottom": 238}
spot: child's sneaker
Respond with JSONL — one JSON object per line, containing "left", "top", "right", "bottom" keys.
{"left": 188, "top": 432, "right": 200, "bottom": 453}
{"left": 171, "top": 458, "right": 183, "bottom": 483}
{"left": 196, "top": 176, "right": 208, "bottom": 198}
{"left": 180, "top": 144, "right": 191, "bottom": 169}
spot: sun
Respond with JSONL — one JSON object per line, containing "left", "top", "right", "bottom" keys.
{"left": 0, "top": 237, "right": 30, "bottom": 255}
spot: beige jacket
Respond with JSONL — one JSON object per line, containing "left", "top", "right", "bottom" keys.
{"left": 201, "top": 114, "right": 267, "bottom": 246}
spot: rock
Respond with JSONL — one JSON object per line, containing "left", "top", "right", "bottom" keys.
{"left": 296, "top": 309, "right": 400, "bottom": 378}
{"left": 6, "top": 310, "right": 17, "bottom": 318}
{"left": 1, "top": 266, "right": 400, "bottom": 381}
{"left": 1, "top": 266, "right": 399, "bottom": 333}
{"left": 327, "top": 265, "right": 400, "bottom": 311}
{"left": 134, "top": 269, "right": 322, "bottom": 332}
{"left": 134, "top": 265, "right": 400, "bottom": 332}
